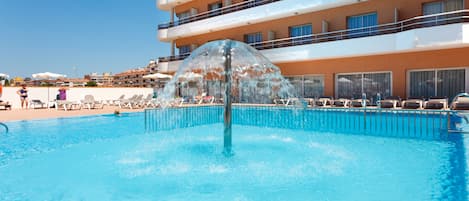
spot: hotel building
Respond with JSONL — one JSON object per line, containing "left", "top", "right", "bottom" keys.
{"left": 112, "top": 61, "right": 159, "bottom": 87}
{"left": 113, "top": 68, "right": 150, "bottom": 87}
{"left": 156, "top": 0, "right": 469, "bottom": 102}
{"left": 84, "top": 72, "right": 114, "bottom": 87}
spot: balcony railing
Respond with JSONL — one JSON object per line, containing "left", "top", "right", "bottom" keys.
{"left": 158, "top": 0, "right": 280, "bottom": 29}
{"left": 158, "top": 10, "right": 469, "bottom": 63}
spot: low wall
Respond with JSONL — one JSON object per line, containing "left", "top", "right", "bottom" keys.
{"left": 0, "top": 87, "right": 153, "bottom": 108}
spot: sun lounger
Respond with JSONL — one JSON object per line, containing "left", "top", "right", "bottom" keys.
{"left": 120, "top": 94, "right": 143, "bottom": 109}
{"left": 451, "top": 94, "right": 469, "bottom": 110}
{"left": 424, "top": 96, "right": 448, "bottom": 110}
{"left": 0, "top": 100, "right": 11, "bottom": 110}
{"left": 274, "top": 98, "right": 289, "bottom": 106}
{"left": 140, "top": 94, "right": 155, "bottom": 108}
{"left": 56, "top": 100, "right": 82, "bottom": 111}
{"left": 401, "top": 97, "right": 424, "bottom": 109}
{"left": 314, "top": 96, "right": 333, "bottom": 107}
{"left": 29, "top": 99, "right": 47, "bottom": 109}
{"left": 333, "top": 97, "right": 351, "bottom": 107}
{"left": 107, "top": 94, "right": 125, "bottom": 106}
{"left": 81, "top": 95, "right": 104, "bottom": 110}
{"left": 351, "top": 99, "right": 370, "bottom": 107}
{"left": 380, "top": 96, "right": 401, "bottom": 109}
{"left": 118, "top": 95, "right": 138, "bottom": 108}
{"left": 198, "top": 95, "right": 215, "bottom": 104}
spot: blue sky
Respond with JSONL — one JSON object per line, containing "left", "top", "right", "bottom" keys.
{"left": 0, "top": 0, "right": 170, "bottom": 78}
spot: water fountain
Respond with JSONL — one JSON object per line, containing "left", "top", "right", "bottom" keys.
{"left": 157, "top": 39, "right": 297, "bottom": 155}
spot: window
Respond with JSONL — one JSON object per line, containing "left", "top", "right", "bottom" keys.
{"left": 176, "top": 11, "right": 191, "bottom": 25}
{"left": 208, "top": 2, "right": 223, "bottom": 16}
{"left": 178, "top": 45, "right": 191, "bottom": 55}
{"left": 244, "top": 32, "right": 262, "bottom": 46}
{"left": 286, "top": 75, "right": 324, "bottom": 98}
{"left": 423, "top": 0, "right": 463, "bottom": 15}
{"left": 207, "top": 80, "right": 222, "bottom": 98}
{"left": 289, "top": 24, "right": 313, "bottom": 45}
{"left": 408, "top": 68, "right": 467, "bottom": 100}
{"left": 347, "top": 12, "right": 378, "bottom": 38}
{"left": 336, "top": 72, "right": 391, "bottom": 103}
{"left": 238, "top": 79, "right": 273, "bottom": 104}
{"left": 177, "top": 11, "right": 191, "bottom": 19}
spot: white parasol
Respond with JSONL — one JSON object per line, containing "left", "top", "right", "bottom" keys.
{"left": 178, "top": 72, "right": 203, "bottom": 81}
{"left": 142, "top": 73, "right": 173, "bottom": 79}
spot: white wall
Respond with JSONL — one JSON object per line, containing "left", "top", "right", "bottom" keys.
{"left": 0, "top": 87, "right": 153, "bottom": 108}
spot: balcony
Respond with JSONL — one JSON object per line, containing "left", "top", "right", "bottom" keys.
{"left": 158, "top": 0, "right": 362, "bottom": 42}
{"left": 158, "top": 0, "right": 281, "bottom": 29}
{"left": 157, "top": 10, "right": 469, "bottom": 72}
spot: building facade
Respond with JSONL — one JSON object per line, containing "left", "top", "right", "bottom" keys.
{"left": 84, "top": 72, "right": 114, "bottom": 87}
{"left": 113, "top": 68, "right": 150, "bottom": 87}
{"left": 55, "top": 78, "right": 89, "bottom": 87}
{"left": 157, "top": 0, "right": 469, "bottom": 102}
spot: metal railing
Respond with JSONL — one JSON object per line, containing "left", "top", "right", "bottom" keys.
{"left": 0, "top": 122, "right": 8, "bottom": 133}
{"left": 158, "top": 0, "right": 280, "bottom": 29}
{"left": 144, "top": 105, "right": 464, "bottom": 139}
{"left": 158, "top": 9, "right": 469, "bottom": 63}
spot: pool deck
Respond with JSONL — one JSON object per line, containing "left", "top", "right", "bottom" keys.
{"left": 0, "top": 106, "right": 143, "bottom": 122}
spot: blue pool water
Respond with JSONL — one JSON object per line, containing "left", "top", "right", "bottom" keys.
{"left": 0, "top": 110, "right": 468, "bottom": 201}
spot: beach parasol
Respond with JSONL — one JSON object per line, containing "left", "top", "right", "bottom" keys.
{"left": 142, "top": 73, "right": 173, "bottom": 79}
{"left": 178, "top": 72, "right": 203, "bottom": 81}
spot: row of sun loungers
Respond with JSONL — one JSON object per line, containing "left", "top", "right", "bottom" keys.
{"left": 6, "top": 93, "right": 469, "bottom": 111}
{"left": 274, "top": 95, "right": 469, "bottom": 110}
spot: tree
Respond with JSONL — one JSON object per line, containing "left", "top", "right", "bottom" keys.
{"left": 86, "top": 81, "right": 98, "bottom": 87}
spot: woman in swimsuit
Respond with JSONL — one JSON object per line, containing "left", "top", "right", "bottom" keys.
{"left": 17, "top": 84, "right": 28, "bottom": 109}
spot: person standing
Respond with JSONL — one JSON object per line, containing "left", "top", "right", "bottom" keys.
{"left": 58, "top": 87, "right": 67, "bottom": 100}
{"left": 17, "top": 84, "right": 28, "bottom": 109}
{"left": 0, "top": 81, "right": 3, "bottom": 98}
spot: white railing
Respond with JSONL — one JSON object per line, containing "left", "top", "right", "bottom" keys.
{"left": 159, "top": 9, "right": 469, "bottom": 62}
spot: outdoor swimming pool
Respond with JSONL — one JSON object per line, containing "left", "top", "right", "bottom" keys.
{"left": 0, "top": 107, "right": 468, "bottom": 201}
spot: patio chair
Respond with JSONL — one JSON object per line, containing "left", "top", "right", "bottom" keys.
{"left": 380, "top": 96, "right": 401, "bottom": 109}
{"left": 401, "top": 97, "right": 424, "bottom": 109}
{"left": 314, "top": 96, "right": 333, "bottom": 107}
{"left": 451, "top": 94, "right": 469, "bottom": 110}
{"left": 81, "top": 95, "right": 104, "bottom": 110}
{"left": 424, "top": 96, "right": 448, "bottom": 110}
{"left": 333, "top": 97, "right": 351, "bottom": 107}
{"left": 29, "top": 99, "right": 47, "bottom": 109}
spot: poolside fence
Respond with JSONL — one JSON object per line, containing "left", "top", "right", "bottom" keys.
{"left": 145, "top": 106, "right": 467, "bottom": 138}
